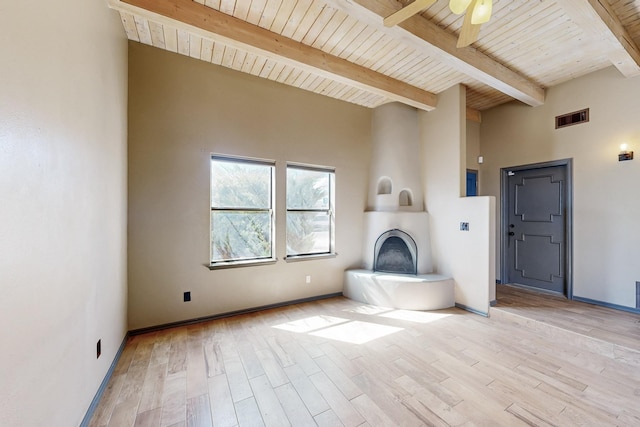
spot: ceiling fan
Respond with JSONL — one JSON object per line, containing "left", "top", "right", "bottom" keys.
{"left": 384, "top": 0, "right": 493, "bottom": 48}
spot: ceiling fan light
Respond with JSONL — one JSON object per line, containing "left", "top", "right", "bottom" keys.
{"left": 449, "top": 0, "right": 473, "bottom": 15}
{"left": 471, "top": 0, "right": 492, "bottom": 24}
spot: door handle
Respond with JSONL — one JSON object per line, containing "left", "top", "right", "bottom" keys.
{"left": 508, "top": 224, "right": 516, "bottom": 247}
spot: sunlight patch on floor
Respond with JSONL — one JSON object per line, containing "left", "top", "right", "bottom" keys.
{"left": 272, "top": 304, "right": 454, "bottom": 344}
{"left": 343, "top": 305, "right": 393, "bottom": 315}
{"left": 345, "top": 304, "right": 453, "bottom": 324}
{"left": 309, "top": 320, "right": 403, "bottom": 344}
{"left": 272, "top": 315, "right": 349, "bottom": 333}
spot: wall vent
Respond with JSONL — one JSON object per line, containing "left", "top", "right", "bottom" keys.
{"left": 555, "top": 108, "right": 589, "bottom": 129}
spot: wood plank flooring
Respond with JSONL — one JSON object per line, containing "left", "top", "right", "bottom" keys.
{"left": 493, "top": 284, "right": 640, "bottom": 355}
{"left": 89, "top": 294, "right": 640, "bottom": 426}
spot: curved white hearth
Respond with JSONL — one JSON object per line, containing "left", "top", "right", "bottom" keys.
{"left": 344, "top": 270, "right": 454, "bottom": 311}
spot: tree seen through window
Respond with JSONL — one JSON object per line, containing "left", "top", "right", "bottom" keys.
{"left": 286, "top": 166, "right": 334, "bottom": 256}
{"left": 210, "top": 158, "right": 274, "bottom": 263}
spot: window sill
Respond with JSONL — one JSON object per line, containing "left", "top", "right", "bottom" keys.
{"left": 207, "top": 258, "right": 277, "bottom": 270}
{"left": 284, "top": 253, "right": 338, "bottom": 263}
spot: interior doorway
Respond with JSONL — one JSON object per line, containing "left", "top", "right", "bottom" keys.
{"left": 501, "top": 160, "right": 572, "bottom": 297}
{"left": 466, "top": 169, "right": 478, "bottom": 196}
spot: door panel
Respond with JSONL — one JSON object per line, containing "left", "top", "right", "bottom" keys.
{"left": 515, "top": 175, "right": 562, "bottom": 221}
{"left": 515, "top": 235, "right": 562, "bottom": 282}
{"left": 507, "top": 165, "right": 566, "bottom": 294}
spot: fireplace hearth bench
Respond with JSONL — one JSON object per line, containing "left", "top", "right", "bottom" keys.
{"left": 344, "top": 269, "right": 454, "bottom": 311}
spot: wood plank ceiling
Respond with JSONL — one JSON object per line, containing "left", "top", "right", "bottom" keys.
{"left": 108, "top": 0, "right": 640, "bottom": 116}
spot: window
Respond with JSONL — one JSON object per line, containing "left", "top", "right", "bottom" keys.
{"left": 210, "top": 156, "right": 275, "bottom": 266}
{"left": 286, "top": 164, "right": 335, "bottom": 257}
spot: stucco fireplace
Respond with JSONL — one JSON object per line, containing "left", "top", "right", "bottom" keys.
{"left": 343, "top": 102, "right": 454, "bottom": 310}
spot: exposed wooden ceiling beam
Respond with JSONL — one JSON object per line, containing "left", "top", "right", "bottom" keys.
{"left": 383, "top": 0, "right": 437, "bottom": 28}
{"left": 466, "top": 107, "right": 482, "bottom": 123}
{"left": 559, "top": 0, "right": 640, "bottom": 77}
{"left": 333, "top": 0, "right": 545, "bottom": 107}
{"left": 111, "top": 0, "right": 438, "bottom": 111}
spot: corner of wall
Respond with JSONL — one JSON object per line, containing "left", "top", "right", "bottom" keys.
{"left": 419, "top": 85, "right": 493, "bottom": 314}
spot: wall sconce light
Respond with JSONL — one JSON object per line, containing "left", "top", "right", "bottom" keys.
{"left": 619, "top": 143, "right": 634, "bottom": 161}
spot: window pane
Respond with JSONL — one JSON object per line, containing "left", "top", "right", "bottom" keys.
{"left": 287, "top": 168, "right": 329, "bottom": 209}
{"left": 211, "top": 211, "right": 272, "bottom": 262}
{"left": 211, "top": 160, "right": 271, "bottom": 209}
{"left": 287, "top": 212, "right": 330, "bottom": 255}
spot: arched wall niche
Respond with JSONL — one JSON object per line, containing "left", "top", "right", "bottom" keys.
{"left": 399, "top": 189, "right": 413, "bottom": 207}
{"left": 377, "top": 177, "right": 393, "bottom": 195}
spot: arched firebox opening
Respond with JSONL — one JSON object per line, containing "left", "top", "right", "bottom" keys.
{"left": 373, "top": 229, "right": 417, "bottom": 275}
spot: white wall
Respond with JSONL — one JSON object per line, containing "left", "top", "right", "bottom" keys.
{"left": 127, "top": 43, "right": 371, "bottom": 330}
{"left": 453, "top": 197, "right": 496, "bottom": 307}
{"left": 0, "top": 1, "right": 128, "bottom": 426}
{"left": 420, "top": 85, "right": 495, "bottom": 314}
{"left": 368, "top": 103, "right": 424, "bottom": 211}
{"left": 481, "top": 66, "right": 640, "bottom": 308}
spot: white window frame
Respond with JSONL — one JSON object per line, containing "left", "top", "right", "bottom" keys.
{"left": 209, "top": 155, "right": 276, "bottom": 269}
{"left": 285, "top": 163, "right": 336, "bottom": 260}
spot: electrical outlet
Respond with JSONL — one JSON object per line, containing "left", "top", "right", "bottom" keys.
{"left": 97, "top": 339, "right": 101, "bottom": 359}
{"left": 184, "top": 291, "right": 191, "bottom": 302}
{"left": 460, "top": 222, "right": 469, "bottom": 231}
{"left": 305, "top": 275, "right": 311, "bottom": 284}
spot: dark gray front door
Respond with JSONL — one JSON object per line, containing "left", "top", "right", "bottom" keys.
{"left": 506, "top": 165, "right": 567, "bottom": 294}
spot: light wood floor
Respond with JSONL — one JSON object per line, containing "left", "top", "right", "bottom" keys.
{"left": 89, "top": 292, "right": 640, "bottom": 427}
{"left": 494, "top": 284, "right": 640, "bottom": 354}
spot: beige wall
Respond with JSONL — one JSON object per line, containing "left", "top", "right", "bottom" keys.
{"left": 481, "top": 66, "right": 640, "bottom": 308}
{"left": 421, "top": 85, "right": 466, "bottom": 274}
{"left": 466, "top": 120, "right": 481, "bottom": 173}
{"left": 421, "top": 85, "right": 495, "bottom": 314}
{"left": 127, "top": 43, "right": 371, "bottom": 330}
{"left": 0, "top": 1, "right": 128, "bottom": 426}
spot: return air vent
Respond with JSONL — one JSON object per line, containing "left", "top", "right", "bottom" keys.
{"left": 556, "top": 108, "right": 589, "bottom": 129}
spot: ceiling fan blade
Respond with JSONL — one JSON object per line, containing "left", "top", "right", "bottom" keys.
{"left": 471, "top": 0, "right": 492, "bottom": 25}
{"left": 457, "top": 0, "right": 482, "bottom": 47}
{"left": 449, "top": 0, "right": 473, "bottom": 15}
{"left": 384, "top": 0, "right": 438, "bottom": 27}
